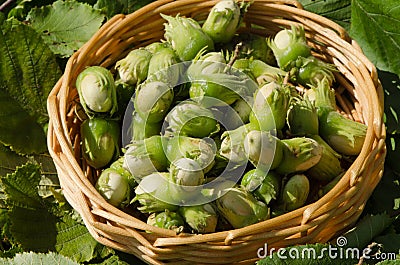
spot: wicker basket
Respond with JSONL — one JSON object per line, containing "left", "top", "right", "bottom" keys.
{"left": 47, "top": 0, "right": 386, "bottom": 264}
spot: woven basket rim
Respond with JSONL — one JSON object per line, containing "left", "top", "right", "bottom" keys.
{"left": 47, "top": 0, "right": 386, "bottom": 263}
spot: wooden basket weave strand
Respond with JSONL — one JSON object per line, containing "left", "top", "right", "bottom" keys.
{"left": 47, "top": 0, "right": 386, "bottom": 264}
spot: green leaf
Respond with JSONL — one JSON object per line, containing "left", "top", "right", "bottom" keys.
{"left": 0, "top": 144, "right": 57, "bottom": 177}
{"left": 94, "top": 0, "right": 154, "bottom": 18}
{"left": 2, "top": 163, "right": 57, "bottom": 252}
{"left": 0, "top": 18, "right": 61, "bottom": 154}
{"left": 1, "top": 162, "right": 113, "bottom": 261}
{"left": 0, "top": 19, "right": 58, "bottom": 127}
{"left": 0, "top": 246, "right": 24, "bottom": 259}
{"left": 381, "top": 70, "right": 400, "bottom": 134}
{"left": 2, "top": 163, "right": 43, "bottom": 210}
{"left": 367, "top": 166, "right": 400, "bottom": 215}
{"left": 256, "top": 243, "right": 357, "bottom": 264}
{"left": 120, "top": 0, "right": 154, "bottom": 14}
{"left": 0, "top": 92, "right": 47, "bottom": 154}
{"left": 94, "top": 0, "right": 123, "bottom": 18}
{"left": 386, "top": 134, "right": 400, "bottom": 175}
{"left": 90, "top": 255, "right": 130, "bottom": 265}
{"left": 0, "top": 144, "right": 59, "bottom": 201}
{"left": 299, "top": 0, "right": 351, "bottom": 30}
{"left": 343, "top": 213, "right": 394, "bottom": 249}
{"left": 376, "top": 259, "right": 400, "bottom": 265}
{"left": 350, "top": 0, "right": 400, "bottom": 77}
{"left": 0, "top": 144, "right": 29, "bottom": 177}
{"left": 366, "top": 125, "right": 400, "bottom": 215}
{"left": 55, "top": 213, "right": 114, "bottom": 263}
{"left": 9, "top": 206, "right": 57, "bottom": 252}
{"left": 6, "top": 0, "right": 54, "bottom": 20}
{"left": 374, "top": 233, "right": 400, "bottom": 253}
{"left": 0, "top": 251, "right": 79, "bottom": 265}
{"left": 27, "top": 0, "right": 105, "bottom": 58}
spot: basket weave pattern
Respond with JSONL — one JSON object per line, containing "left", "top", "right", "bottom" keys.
{"left": 47, "top": 0, "right": 386, "bottom": 264}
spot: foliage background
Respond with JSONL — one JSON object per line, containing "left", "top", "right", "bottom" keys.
{"left": 0, "top": 0, "right": 399, "bottom": 264}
